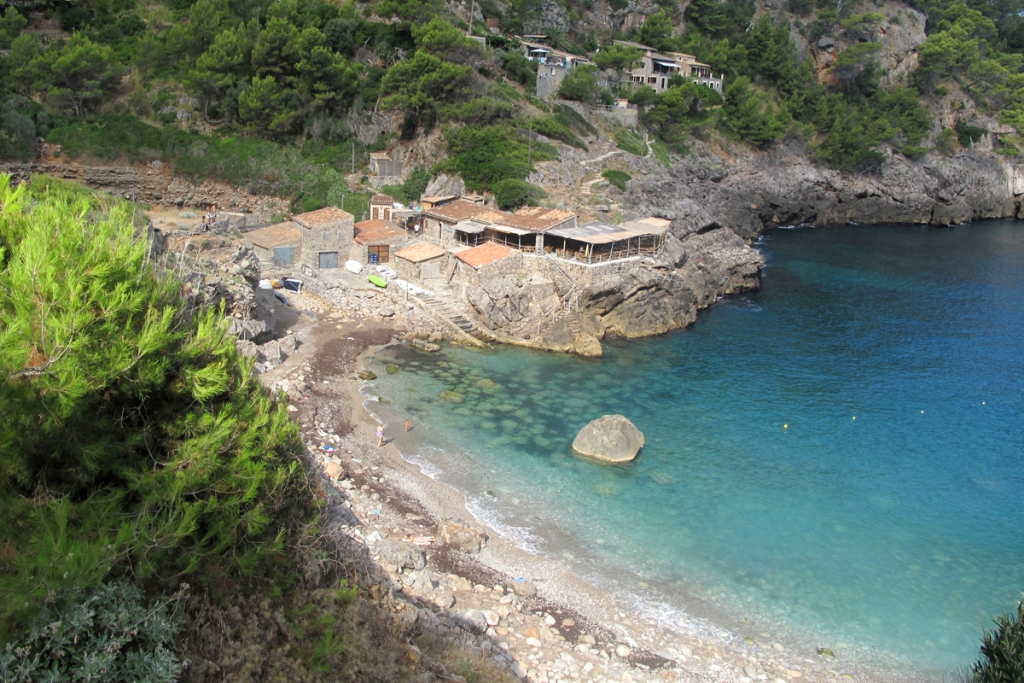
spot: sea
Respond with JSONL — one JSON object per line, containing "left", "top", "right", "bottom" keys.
{"left": 362, "top": 220, "right": 1024, "bottom": 679}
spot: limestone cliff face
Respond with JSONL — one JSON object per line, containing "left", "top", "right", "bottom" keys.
{"left": 0, "top": 157, "right": 288, "bottom": 220}
{"left": 622, "top": 144, "right": 1021, "bottom": 239}
{"left": 466, "top": 230, "right": 765, "bottom": 350}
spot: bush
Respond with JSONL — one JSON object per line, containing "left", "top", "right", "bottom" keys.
{"left": 0, "top": 581, "right": 183, "bottom": 683}
{"left": 492, "top": 178, "right": 547, "bottom": 210}
{"left": 613, "top": 128, "right": 647, "bottom": 156}
{"left": 601, "top": 169, "right": 632, "bottom": 190}
{"left": 382, "top": 166, "right": 431, "bottom": 204}
{"left": 436, "top": 124, "right": 556, "bottom": 192}
{"left": 956, "top": 120, "right": 987, "bottom": 146}
{"left": 972, "top": 597, "right": 1024, "bottom": 683}
{"left": 0, "top": 176, "right": 317, "bottom": 635}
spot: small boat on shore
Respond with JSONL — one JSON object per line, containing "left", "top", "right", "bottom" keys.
{"left": 368, "top": 273, "right": 388, "bottom": 288}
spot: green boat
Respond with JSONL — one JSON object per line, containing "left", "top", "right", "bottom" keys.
{"left": 368, "top": 273, "right": 388, "bottom": 288}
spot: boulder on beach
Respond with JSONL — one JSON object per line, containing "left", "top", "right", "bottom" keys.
{"left": 438, "top": 518, "right": 487, "bottom": 554}
{"left": 572, "top": 415, "right": 644, "bottom": 464}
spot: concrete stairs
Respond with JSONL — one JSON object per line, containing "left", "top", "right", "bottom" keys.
{"left": 415, "top": 292, "right": 497, "bottom": 345}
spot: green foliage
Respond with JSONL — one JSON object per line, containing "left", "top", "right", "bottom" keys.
{"left": 0, "top": 581, "right": 183, "bottom": 682}
{"left": 972, "top": 596, "right": 1024, "bottom": 683}
{"left": 530, "top": 110, "right": 589, "bottom": 149}
{"left": 812, "top": 87, "right": 931, "bottom": 167}
{"left": 557, "top": 64, "right": 607, "bottom": 104}
{"left": 0, "top": 176, "right": 317, "bottom": 635}
{"left": 413, "top": 17, "right": 483, "bottom": 63}
{"left": 382, "top": 166, "right": 431, "bottom": 204}
{"left": 649, "top": 135, "right": 673, "bottom": 164}
{"left": 956, "top": 119, "right": 988, "bottom": 145}
{"left": 593, "top": 43, "right": 643, "bottom": 90}
{"left": 613, "top": 127, "right": 647, "bottom": 156}
{"left": 601, "top": 169, "right": 632, "bottom": 190}
{"left": 437, "top": 124, "right": 555, "bottom": 192}
{"left": 721, "top": 76, "right": 790, "bottom": 146}
{"left": 501, "top": 50, "right": 538, "bottom": 89}
{"left": 645, "top": 81, "right": 722, "bottom": 145}
{"left": 0, "top": 8, "right": 27, "bottom": 51}
{"left": 9, "top": 34, "right": 122, "bottom": 119}
{"left": 492, "top": 178, "right": 547, "bottom": 210}
{"left": 628, "top": 85, "right": 658, "bottom": 109}
{"left": 381, "top": 52, "right": 473, "bottom": 130}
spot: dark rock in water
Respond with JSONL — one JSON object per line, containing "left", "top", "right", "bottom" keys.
{"left": 386, "top": 365, "right": 399, "bottom": 374}
{"left": 440, "top": 390, "right": 465, "bottom": 403}
{"left": 817, "top": 647, "right": 836, "bottom": 657}
{"left": 572, "top": 415, "right": 645, "bottom": 463}
{"left": 359, "top": 370, "right": 377, "bottom": 380}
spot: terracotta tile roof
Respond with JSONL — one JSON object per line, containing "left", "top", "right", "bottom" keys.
{"left": 473, "top": 210, "right": 511, "bottom": 223}
{"left": 354, "top": 219, "right": 405, "bottom": 245}
{"left": 245, "top": 221, "right": 302, "bottom": 248}
{"left": 292, "top": 206, "right": 353, "bottom": 228}
{"left": 371, "top": 194, "right": 393, "bottom": 205}
{"left": 423, "top": 199, "right": 493, "bottom": 223}
{"left": 456, "top": 242, "right": 518, "bottom": 269}
{"left": 497, "top": 206, "right": 577, "bottom": 232}
{"left": 395, "top": 242, "right": 447, "bottom": 263}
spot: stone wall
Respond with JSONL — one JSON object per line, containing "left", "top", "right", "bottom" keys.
{"left": 299, "top": 216, "right": 354, "bottom": 273}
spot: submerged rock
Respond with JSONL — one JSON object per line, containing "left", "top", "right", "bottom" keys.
{"left": 572, "top": 415, "right": 645, "bottom": 464}
{"left": 439, "top": 390, "right": 465, "bottom": 403}
{"left": 359, "top": 370, "right": 377, "bottom": 380}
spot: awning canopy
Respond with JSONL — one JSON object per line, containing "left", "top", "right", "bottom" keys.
{"left": 655, "top": 60, "right": 680, "bottom": 68}
{"left": 486, "top": 224, "right": 533, "bottom": 236}
{"left": 453, "top": 220, "right": 487, "bottom": 234}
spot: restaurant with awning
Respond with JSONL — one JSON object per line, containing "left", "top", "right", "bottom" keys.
{"left": 543, "top": 217, "right": 669, "bottom": 263}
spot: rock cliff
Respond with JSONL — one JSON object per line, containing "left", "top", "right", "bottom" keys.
{"left": 622, "top": 143, "right": 1021, "bottom": 239}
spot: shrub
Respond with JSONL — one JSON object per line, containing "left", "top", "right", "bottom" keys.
{"left": 382, "top": 166, "right": 431, "bottom": 204}
{"left": 492, "top": 178, "right": 547, "bottom": 210}
{"left": 972, "top": 597, "right": 1024, "bottom": 683}
{"left": 0, "top": 581, "right": 183, "bottom": 683}
{"left": 601, "top": 169, "right": 631, "bottom": 191}
{"left": 613, "top": 128, "right": 647, "bottom": 156}
{"left": 956, "top": 120, "right": 987, "bottom": 146}
{"left": 0, "top": 176, "right": 316, "bottom": 635}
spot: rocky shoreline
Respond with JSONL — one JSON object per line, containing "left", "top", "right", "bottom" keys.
{"left": 252, "top": 286, "right": 934, "bottom": 683}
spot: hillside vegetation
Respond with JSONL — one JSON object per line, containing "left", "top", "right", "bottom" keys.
{"left": 2, "top": 0, "right": 1023, "bottom": 211}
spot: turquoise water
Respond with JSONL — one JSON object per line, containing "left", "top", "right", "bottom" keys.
{"left": 365, "top": 221, "right": 1024, "bottom": 677}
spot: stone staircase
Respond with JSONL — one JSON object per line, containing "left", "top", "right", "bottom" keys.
{"left": 415, "top": 292, "right": 497, "bottom": 345}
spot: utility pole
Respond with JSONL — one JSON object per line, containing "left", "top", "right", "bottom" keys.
{"left": 351, "top": 141, "right": 355, "bottom": 175}
{"left": 528, "top": 117, "right": 533, "bottom": 166}
{"left": 467, "top": 0, "right": 474, "bottom": 36}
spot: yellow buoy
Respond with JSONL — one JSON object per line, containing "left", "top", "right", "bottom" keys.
{"left": 783, "top": 424, "right": 789, "bottom": 429}
{"left": 982, "top": 401, "right": 986, "bottom": 405}
{"left": 852, "top": 416, "right": 856, "bottom": 420}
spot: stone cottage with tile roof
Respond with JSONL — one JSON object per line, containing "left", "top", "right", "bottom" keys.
{"left": 292, "top": 206, "right": 355, "bottom": 272}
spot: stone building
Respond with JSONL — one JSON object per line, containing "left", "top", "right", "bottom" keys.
{"left": 371, "top": 194, "right": 395, "bottom": 221}
{"left": 292, "top": 206, "right": 354, "bottom": 273}
{"left": 520, "top": 37, "right": 591, "bottom": 100}
{"left": 419, "top": 197, "right": 493, "bottom": 244}
{"left": 244, "top": 221, "right": 302, "bottom": 268}
{"left": 613, "top": 40, "right": 723, "bottom": 93}
{"left": 393, "top": 242, "right": 448, "bottom": 281}
{"left": 353, "top": 219, "right": 408, "bottom": 264}
{"left": 369, "top": 152, "right": 401, "bottom": 177}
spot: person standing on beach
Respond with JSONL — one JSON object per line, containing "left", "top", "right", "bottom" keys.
{"left": 405, "top": 419, "right": 410, "bottom": 433}
{"left": 377, "top": 423, "right": 384, "bottom": 447}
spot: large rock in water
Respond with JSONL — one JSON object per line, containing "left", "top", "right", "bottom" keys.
{"left": 572, "top": 415, "right": 644, "bottom": 463}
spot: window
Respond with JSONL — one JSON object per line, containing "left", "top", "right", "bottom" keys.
{"left": 318, "top": 252, "right": 339, "bottom": 269}
{"left": 321, "top": 231, "right": 328, "bottom": 240}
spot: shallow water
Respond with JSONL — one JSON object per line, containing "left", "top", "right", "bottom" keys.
{"left": 365, "top": 221, "right": 1024, "bottom": 678}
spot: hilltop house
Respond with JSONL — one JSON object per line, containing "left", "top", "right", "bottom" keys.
{"left": 519, "top": 36, "right": 591, "bottom": 100}
{"left": 369, "top": 152, "right": 401, "bottom": 177}
{"left": 612, "top": 40, "right": 723, "bottom": 93}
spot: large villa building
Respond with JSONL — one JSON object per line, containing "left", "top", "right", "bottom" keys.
{"left": 613, "top": 40, "right": 723, "bottom": 94}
